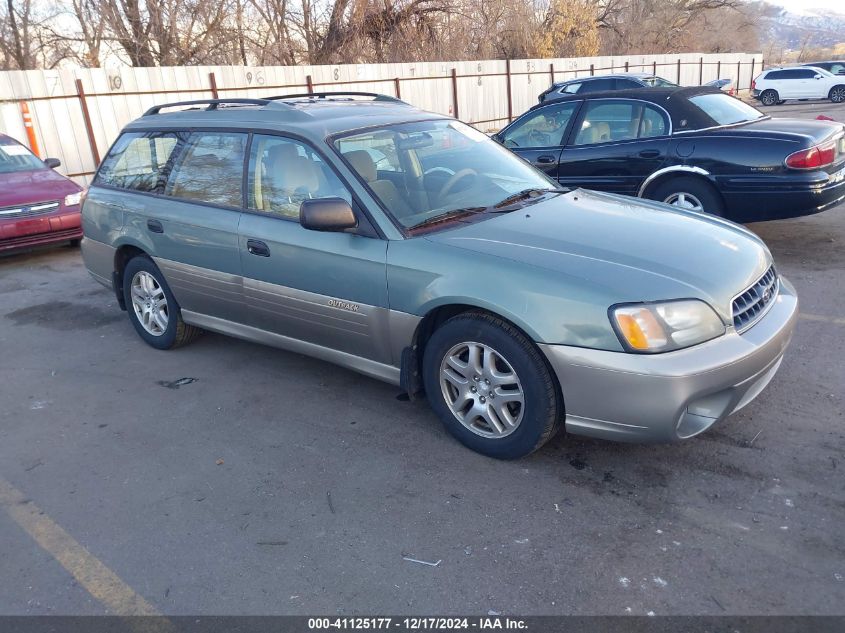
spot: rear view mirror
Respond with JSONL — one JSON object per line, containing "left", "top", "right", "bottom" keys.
{"left": 44, "top": 157, "right": 61, "bottom": 169}
{"left": 300, "top": 198, "right": 358, "bottom": 232}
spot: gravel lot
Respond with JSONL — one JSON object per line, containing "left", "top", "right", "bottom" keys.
{"left": 0, "top": 101, "right": 843, "bottom": 617}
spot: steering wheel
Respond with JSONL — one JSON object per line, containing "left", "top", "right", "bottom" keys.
{"left": 528, "top": 129, "right": 551, "bottom": 146}
{"left": 438, "top": 168, "right": 478, "bottom": 199}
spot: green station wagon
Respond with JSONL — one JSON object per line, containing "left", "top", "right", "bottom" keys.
{"left": 81, "top": 93, "right": 798, "bottom": 459}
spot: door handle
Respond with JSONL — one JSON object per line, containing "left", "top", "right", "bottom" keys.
{"left": 246, "top": 239, "right": 270, "bottom": 257}
{"left": 638, "top": 150, "right": 661, "bottom": 159}
{"left": 535, "top": 155, "right": 556, "bottom": 164}
{"left": 146, "top": 219, "right": 164, "bottom": 233}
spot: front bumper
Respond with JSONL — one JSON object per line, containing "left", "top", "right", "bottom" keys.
{"left": 540, "top": 277, "right": 798, "bottom": 443}
{"left": 0, "top": 207, "right": 82, "bottom": 252}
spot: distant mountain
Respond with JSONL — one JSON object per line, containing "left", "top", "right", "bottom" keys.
{"left": 756, "top": 3, "right": 845, "bottom": 50}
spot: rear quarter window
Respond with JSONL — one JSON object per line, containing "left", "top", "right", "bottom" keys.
{"left": 95, "top": 132, "right": 179, "bottom": 192}
{"left": 164, "top": 132, "right": 247, "bottom": 208}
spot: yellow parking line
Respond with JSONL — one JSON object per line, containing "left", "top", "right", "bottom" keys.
{"left": 800, "top": 312, "right": 845, "bottom": 326}
{"left": 0, "top": 477, "right": 159, "bottom": 616}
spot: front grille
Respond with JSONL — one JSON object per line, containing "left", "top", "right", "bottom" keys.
{"left": 0, "top": 200, "right": 60, "bottom": 218}
{"left": 732, "top": 266, "right": 778, "bottom": 332}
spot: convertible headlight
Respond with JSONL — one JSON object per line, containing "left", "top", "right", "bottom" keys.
{"left": 611, "top": 299, "right": 725, "bottom": 353}
{"left": 64, "top": 192, "right": 82, "bottom": 207}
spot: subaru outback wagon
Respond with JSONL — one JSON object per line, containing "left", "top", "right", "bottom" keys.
{"left": 81, "top": 93, "right": 798, "bottom": 459}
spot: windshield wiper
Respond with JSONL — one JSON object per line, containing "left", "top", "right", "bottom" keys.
{"left": 407, "top": 206, "right": 487, "bottom": 230}
{"left": 493, "top": 187, "right": 568, "bottom": 209}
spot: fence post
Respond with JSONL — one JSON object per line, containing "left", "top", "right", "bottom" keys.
{"left": 749, "top": 59, "right": 756, "bottom": 89}
{"left": 716, "top": 60, "right": 721, "bottom": 79}
{"left": 451, "top": 68, "right": 459, "bottom": 119}
{"left": 653, "top": 60, "right": 657, "bottom": 75}
{"left": 625, "top": 61, "right": 629, "bottom": 72}
{"left": 677, "top": 58, "right": 682, "bottom": 84}
{"left": 549, "top": 62, "right": 555, "bottom": 86}
{"left": 306, "top": 75, "right": 314, "bottom": 94}
{"left": 589, "top": 63, "right": 595, "bottom": 76}
{"left": 505, "top": 60, "right": 513, "bottom": 122}
{"left": 736, "top": 61, "right": 741, "bottom": 91}
{"left": 18, "top": 101, "right": 41, "bottom": 157}
{"left": 74, "top": 78, "right": 100, "bottom": 165}
{"left": 393, "top": 77, "right": 401, "bottom": 99}
{"left": 208, "top": 72, "right": 219, "bottom": 99}
{"left": 699, "top": 57, "right": 703, "bottom": 85}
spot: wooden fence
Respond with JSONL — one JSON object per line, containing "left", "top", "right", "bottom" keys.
{"left": 0, "top": 52, "right": 763, "bottom": 184}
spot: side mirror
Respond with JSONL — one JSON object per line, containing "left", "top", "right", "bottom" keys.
{"left": 491, "top": 133, "right": 503, "bottom": 144}
{"left": 44, "top": 157, "right": 61, "bottom": 169}
{"left": 300, "top": 198, "right": 358, "bottom": 232}
{"left": 814, "top": 74, "right": 823, "bottom": 79}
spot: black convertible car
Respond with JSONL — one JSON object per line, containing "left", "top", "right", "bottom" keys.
{"left": 494, "top": 86, "right": 845, "bottom": 221}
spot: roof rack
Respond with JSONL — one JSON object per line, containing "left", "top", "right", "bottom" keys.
{"left": 143, "top": 98, "right": 282, "bottom": 116}
{"left": 267, "top": 91, "right": 408, "bottom": 104}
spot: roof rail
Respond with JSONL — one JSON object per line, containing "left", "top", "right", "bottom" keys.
{"left": 267, "top": 91, "right": 408, "bottom": 104}
{"left": 143, "top": 98, "right": 282, "bottom": 116}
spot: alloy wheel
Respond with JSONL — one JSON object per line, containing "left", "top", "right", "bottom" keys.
{"left": 130, "top": 270, "right": 169, "bottom": 336}
{"left": 831, "top": 87, "right": 845, "bottom": 103}
{"left": 439, "top": 341, "right": 525, "bottom": 438}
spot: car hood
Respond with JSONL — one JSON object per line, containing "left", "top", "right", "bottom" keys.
{"left": 425, "top": 189, "right": 772, "bottom": 322}
{"left": 0, "top": 168, "right": 81, "bottom": 208}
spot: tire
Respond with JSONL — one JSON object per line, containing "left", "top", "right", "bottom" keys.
{"left": 69, "top": 238, "right": 81, "bottom": 247}
{"left": 122, "top": 255, "right": 201, "bottom": 350}
{"left": 422, "top": 311, "right": 562, "bottom": 459}
{"left": 759, "top": 90, "right": 779, "bottom": 106}
{"left": 829, "top": 85, "right": 845, "bottom": 103}
{"left": 649, "top": 176, "right": 725, "bottom": 217}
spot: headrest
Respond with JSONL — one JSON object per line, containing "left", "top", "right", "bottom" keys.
{"left": 344, "top": 150, "right": 377, "bottom": 183}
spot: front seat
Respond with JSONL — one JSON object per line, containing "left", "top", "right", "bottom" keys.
{"left": 344, "top": 150, "right": 414, "bottom": 219}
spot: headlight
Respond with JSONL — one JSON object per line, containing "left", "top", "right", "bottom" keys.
{"left": 64, "top": 192, "right": 82, "bottom": 207}
{"left": 611, "top": 299, "right": 725, "bottom": 353}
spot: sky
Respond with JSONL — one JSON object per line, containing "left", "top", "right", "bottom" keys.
{"left": 768, "top": 0, "right": 845, "bottom": 13}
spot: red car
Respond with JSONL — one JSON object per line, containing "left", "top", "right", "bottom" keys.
{"left": 0, "top": 133, "right": 84, "bottom": 253}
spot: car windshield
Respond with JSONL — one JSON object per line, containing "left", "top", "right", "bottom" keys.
{"left": 334, "top": 119, "right": 558, "bottom": 230}
{"left": 688, "top": 93, "right": 765, "bottom": 126}
{"left": 0, "top": 140, "right": 45, "bottom": 174}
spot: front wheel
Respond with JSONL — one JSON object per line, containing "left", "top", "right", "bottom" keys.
{"left": 422, "top": 312, "right": 562, "bottom": 459}
{"left": 122, "top": 256, "right": 201, "bottom": 350}
{"left": 759, "top": 90, "right": 779, "bottom": 106}
{"left": 649, "top": 176, "right": 725, "bottom": 217}
{"left": 830, "top": 86, "right": 845, "bottom": 103}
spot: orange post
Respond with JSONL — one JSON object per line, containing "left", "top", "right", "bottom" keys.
{"left": 19, "top": 101, "right": 41, "bottom": 157}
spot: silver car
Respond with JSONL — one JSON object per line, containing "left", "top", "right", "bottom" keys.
{"left": 81, "top": 93, "right": 798, "bottom": 459}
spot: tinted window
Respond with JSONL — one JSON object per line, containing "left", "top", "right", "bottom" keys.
{"left": 795, "top": 69, "right": 817, "bottom": 78}
{"left": 578, "top": 78, "right": 615, "bottom": 93}
{"left": 95, "top": 132, "right": 179, "bottom": 192}
{"left": 500, "top": 102, "right": 579, "bottom": 148}
{"left": 247, "top": 135, "right": 351, "bottom": 220}
{"left": 572, "top": 101, "right": 668, "bottom": 145}
{"left": 165, "top": 132, "right": 246, "bottom": 207}
{"left": 689, "top": 93, "right": 764, "bottom": 125}
{"left": 0, "top": 138, "right": 45, "bottom": 174}
{"left": 768, "top": 69, "right": 813, "bottom": 80}
{"left": 615, "top": 79, "right": 642, "bottom": 89}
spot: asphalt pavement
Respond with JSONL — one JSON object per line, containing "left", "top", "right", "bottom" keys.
{"left": 0, "top": 101, "right": 843, "bottom": 617}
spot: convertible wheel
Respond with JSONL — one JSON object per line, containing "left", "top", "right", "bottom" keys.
{"left": 830, "top": 86, "right": 845, "bottom": 103}
{"left": 650, "top": 176, "right": 725, "bottom": 217}
{"left": 422, "top": 312, "right": 562, "bottom": 459}
{"left": 123, "top": 256, "right": 201, "bottom": 350}
{"left": 759, "top": 90, "right": 779, "bottom": 106}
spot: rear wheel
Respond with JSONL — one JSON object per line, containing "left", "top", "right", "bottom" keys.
{"left": 122, "top": 255, "right": 201, "bottom": 350}
{"left": 649, "top": 176, "right": 725, "bottom": 217}
{"left": 830, "top": 86, "right": 845, "bottom": 103}
{"left": 760, "top": 90, "right": 779, "bottom": 106}
{"left": 422, "top": 312, "right": 562, "bottom": 459}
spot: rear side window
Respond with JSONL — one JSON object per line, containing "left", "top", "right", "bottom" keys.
{"left": 578, "top": 78, "right": 615, "bottom": 93}
{"left": 164, "top": 132, "right": 247, "bottom": 208}
{"left": 561, "top": 82, "right": 581, "bottom": 94}
{"left": 95, "top": 132, "right": 179, "bottom": 192}
{"left": 766, "top": 69, "right": 814, "bottom": 80}
{"left": 572, "top": 101, "right": 668, "bottom": 145}
{"left": 615, "top": 79, "right": 642, "bottom": 90}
